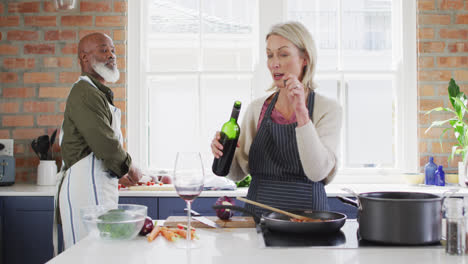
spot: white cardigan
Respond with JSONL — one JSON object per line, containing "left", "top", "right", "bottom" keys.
{"left": 227, "top": 92, "right": 342, "bottom": 185}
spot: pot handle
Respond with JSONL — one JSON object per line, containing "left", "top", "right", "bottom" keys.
{"left": 441, "top": 188, "right": 460, "bottom": 214}
{"left": 212, "top": 205, "right": 261, "bottom": 224}
{"left": 339, "top": 188, "right": 362, "bottom": 210}
{"left": 337, "top": 196, "right": 361, "bottom": 210}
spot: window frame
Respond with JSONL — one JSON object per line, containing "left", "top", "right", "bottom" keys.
{"left": 128, "top": 0, "right": 417, "bottom": 183}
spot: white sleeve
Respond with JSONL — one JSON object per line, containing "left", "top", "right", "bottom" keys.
{"left": 295, "top": 97, "right": 342, "bottom": 184}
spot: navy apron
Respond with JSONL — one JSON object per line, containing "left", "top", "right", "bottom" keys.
{"left": 245, "top": 91, "right": 328, "bottom": 217}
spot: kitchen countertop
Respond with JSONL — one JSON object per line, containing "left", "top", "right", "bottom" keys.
{"left": 47, "top": 223, "right": 467, "bottom": 264}
{"left": 1, "top": 183, "right": 468, "bottom": 197}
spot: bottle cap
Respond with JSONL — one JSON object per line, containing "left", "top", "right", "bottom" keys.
{"left": 234, "top": 101, "right": 241, "bottom": 109}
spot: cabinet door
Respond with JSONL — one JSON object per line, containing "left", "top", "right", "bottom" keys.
{"left": 3, "top": 196, "right": 55, "bottom": 264}
{"left": 118, "top": 197, "right": 158, "bottom": 219}
{"left": 328, "top": 197, "right": 358, "bottom": 219}
{"left": 158, "top": 197, "right": 244, "bottom": 219}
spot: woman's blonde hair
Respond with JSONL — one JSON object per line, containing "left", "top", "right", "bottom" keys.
{"left": 266, "top": 21, "right": 318, "bottom": 91}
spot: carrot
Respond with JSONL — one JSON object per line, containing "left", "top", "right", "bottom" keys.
{"left": 160, "top": 227, "right": 178, "bottom": 242}
{"left": 147, "top": 226, "right": 161, "bottom": 242}
{"left": 174, "top": 228, "right": 198, "bottom": 240}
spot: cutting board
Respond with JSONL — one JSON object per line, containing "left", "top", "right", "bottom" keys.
{"left": 127, "top": 184, "right": 175, "bottom": 191}
{"left": 164, "top": 216, "right": 256, "bottom": 228}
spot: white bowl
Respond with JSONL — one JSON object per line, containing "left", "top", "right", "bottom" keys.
{"left": 403, "top": 173, "right": 424, "bottom": 185}
{"left": 81, "top": 204, "right": 147, "bottom": 240}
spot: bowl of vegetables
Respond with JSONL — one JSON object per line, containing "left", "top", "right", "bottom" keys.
{"left": 81, "top": 204, "right": 147, "bottom": 240}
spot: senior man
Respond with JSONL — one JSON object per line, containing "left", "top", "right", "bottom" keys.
{"left": 54, "top": 32, "right": 142, "bottom": 252}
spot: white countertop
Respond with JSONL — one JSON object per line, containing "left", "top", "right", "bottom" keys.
{"left": 47, "top": 224, "right": 467, "bottom": 264}
{"left": 1, "top": 183, "right": 468, "bottom": 197}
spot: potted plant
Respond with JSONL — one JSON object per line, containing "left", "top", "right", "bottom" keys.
{"left": 31, "top": 129, "right": 58, "bottom": 185}
{"left": 425, "top": 78, "right": 467, "bottom": 186}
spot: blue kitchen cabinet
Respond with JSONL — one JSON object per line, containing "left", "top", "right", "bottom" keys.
{"left": 158, "top": 197, "right": 245, "bottom": 219}
{"left": 0, "top": 197, "right": 3, "bottom": 263}
{"left": 328, "top": 197, "right": 358, "bottom": 219}
{"left": 118, "top": 197, "right": 158, "bottom": 219}
{"left": 3, "top": 196, "right": 55, "bottom": 264}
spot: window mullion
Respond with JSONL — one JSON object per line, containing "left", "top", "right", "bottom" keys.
{"left": 340, "top": 74, "right": 347, "bottom": 169}
{"left": 198, "top": 0, "right": 203, "bottom": 152}
{"left": 337, "top": 0, "right": 343, "bottom": 72}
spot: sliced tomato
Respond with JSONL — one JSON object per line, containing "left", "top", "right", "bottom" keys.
{"left": 177, "top": 224, "right": 196, "bottom": 231}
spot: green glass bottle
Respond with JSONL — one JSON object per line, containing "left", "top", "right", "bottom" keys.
{"left": 212, "top": 101, "right": 241, "bottom": 176}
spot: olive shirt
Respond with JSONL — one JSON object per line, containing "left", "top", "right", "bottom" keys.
{"left": 60, "top": 73, "right": 131, "bottom": 177}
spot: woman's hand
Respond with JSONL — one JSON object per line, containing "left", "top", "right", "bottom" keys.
{"left": 211, "top": 131, "right": 224, "bottom": 159}
{"left": 283, "top": 73, "right": 309, "bottom": 126}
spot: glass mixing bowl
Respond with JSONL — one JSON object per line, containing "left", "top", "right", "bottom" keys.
{"left": 81, "top": 204, "right": 147, "bottom": 240}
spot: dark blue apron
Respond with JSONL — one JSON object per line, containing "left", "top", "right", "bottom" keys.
{"left": 245, "top": 91, "right": 328, "bottom": 216}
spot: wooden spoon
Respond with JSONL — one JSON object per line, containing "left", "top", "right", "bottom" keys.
{"left": 236, "top": 197, "right": 313, "bottom": 221}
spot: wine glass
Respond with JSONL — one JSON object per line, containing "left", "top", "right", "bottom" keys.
{"left": 173, "top": 152, "right": 205, "bottom": 248}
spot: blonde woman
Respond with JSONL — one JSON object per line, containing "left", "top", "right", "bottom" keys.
{"left": 211, "top": 21, "right": 342, "bottom": 215}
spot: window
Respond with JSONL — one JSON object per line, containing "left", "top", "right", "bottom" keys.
{"left": 128, "top": 0, "right": 417, "bottom": 180}
{"left": 286, "top": 0, "right": 417, "bottom": 177}
{"left": 128, "top": 0, "right": 258, "bottom": 170}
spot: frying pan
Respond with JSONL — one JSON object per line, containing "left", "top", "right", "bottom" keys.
{"left": 212, "top": 205, "right": 346, "bottom": 234}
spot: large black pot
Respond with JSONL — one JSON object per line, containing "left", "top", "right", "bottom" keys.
{"left": 339, "top": 191, "right": 443, "bottom": 245}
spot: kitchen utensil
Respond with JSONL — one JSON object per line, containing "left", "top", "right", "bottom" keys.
{"left": 184, "top": 208, "right": 221, "bottom": 228}
{"left": 37, "top": 135, "right": 50, "bottom": 160}
{"left": 31, "top": 139, "right": 40, "bottom": 159}
{"left": 164, "top": 216, "right": 256, "bottom": 228}
{"left": 81, "top": 204, "right": 147, "bottom": 241}
{"left": 338, "top": 190, "right": 446, "bottom": 245}
{"left": 236, "top": 196, "right": 314, "bottom": 222}
{"left": 213, "top": 205, "right": 346, "bottom": 234}
{"left": 50, "top": 129, "right": 57, "bottom": 159}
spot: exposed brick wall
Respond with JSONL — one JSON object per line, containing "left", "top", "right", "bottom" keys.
{"left": 418, "top": 0, "right": 468, "bottom": 172}
{"left": 0, "top": 0, "right": 127, "bottom": 183}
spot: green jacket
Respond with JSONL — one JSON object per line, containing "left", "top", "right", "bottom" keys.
{"left": 61, "top": 73, "right": 131, "bottom": 177}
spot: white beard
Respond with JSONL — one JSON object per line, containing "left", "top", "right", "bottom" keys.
{"left": 92, "top": 61, "right": 120, "bottom": 83}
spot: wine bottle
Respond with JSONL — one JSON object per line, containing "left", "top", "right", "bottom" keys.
{"left": 212, "top": 101, "right": 241, "bottom": 176}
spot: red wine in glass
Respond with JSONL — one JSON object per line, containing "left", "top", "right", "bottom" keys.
{"left": 179, "top": 193, "right": 201, "bottom": 201}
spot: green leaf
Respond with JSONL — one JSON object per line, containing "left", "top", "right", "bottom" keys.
{"left": 448, "top": 78, "right": 460, "bottom": 108}
{"left": 425, "top": 107, "right": 455, "bottom": 115}
{"left": 450, "top": 145, "right": 459, "bottom": 162}
{"left": 452, "top": 96, "right": 468, "bottom": 120}
{"left": 425, "top": 118, "right": 457, "bottom": 134}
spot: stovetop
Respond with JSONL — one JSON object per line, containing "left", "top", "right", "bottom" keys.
{"left": 257, "top": 220, "right": 442, "bottom": 248}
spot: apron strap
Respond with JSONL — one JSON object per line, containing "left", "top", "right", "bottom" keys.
{"left": 53, "top": 170, "right": 66, "bottom": 256}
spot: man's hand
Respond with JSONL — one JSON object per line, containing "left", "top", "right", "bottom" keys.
{"left": 118, "top": 165, "right": 142, "bottom": 187}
